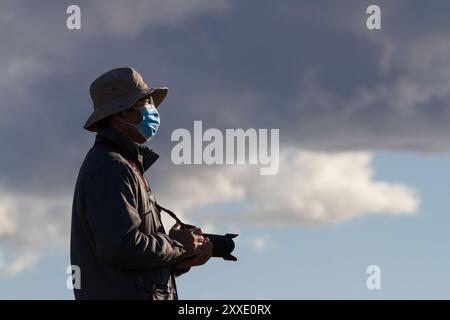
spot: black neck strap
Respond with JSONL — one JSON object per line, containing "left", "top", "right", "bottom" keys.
{"left": 154, "top": 203, "right": 188, "bottom": 230}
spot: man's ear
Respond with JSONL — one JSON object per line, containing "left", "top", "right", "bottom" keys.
{"left": 112, "top": 111, "right": 127, "bottom": 124}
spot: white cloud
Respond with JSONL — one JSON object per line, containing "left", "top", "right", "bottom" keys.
{"left": 232, "top": 235, "right": 272, "bottom": 253}
{"left": 156, "top": 168, "right": 246, "bottom": 229}
{"left": 251, "top": 237, "right": 267, "bottom": 252}
{"left": 0, "top": 202, "right": 16, "bottom": 236}
{"left": 0, "top": 189, "right": 71, "bottom": 274}
{"left": 157, "top": 150, "right": 419, "bottom": 227}
{"left": 0, "top": 148, "right": 419, "bottom": 276}
{"left": 240, "top": 150, "right": 419, "bottom": 225}
{"left": 244, "top": 236, "right": 272, "bottom": 253}
{"left": 0, "top": 252, "right": 40, "bottom": 276}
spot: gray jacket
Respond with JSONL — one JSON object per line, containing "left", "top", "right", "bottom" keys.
{"left": 70, "top": 127, "right": 189, "bottom": 300}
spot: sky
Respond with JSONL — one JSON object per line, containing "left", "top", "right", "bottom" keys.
{"left": 0, "top": 0, "right": 450, "bottom": 299}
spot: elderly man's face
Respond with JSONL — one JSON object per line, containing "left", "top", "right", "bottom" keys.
{"left": 111, "top": 97, "right": 155, "bottom": 144}
{"left": 124, "top": 97, "right": 152, "bottom": 124}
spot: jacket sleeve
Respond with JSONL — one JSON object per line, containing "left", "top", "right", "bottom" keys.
{"left": 85, "top": 158, "right": 186, "bottom": 270}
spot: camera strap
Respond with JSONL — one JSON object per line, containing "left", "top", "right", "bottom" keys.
{"left": 155, "top": 203, "right": 188, "bottom": 231}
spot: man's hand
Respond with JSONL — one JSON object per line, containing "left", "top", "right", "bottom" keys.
{"left": 169, "top": 223, "right": 205, "bottom": 257}
{"left": 169, "top": 223, "right": 214, "bottom": 270}
{"left": 175, "top": 239, "right": 213, "bottom": 270}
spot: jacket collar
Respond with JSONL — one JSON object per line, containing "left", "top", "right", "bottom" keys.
{"left": 95, "top": 127, "right": 159, "bottom": 173}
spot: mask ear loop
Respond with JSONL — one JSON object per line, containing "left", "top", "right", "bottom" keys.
{"left": 114, "top": 109, "right": 142, "bottom": 134}
{"left": 115, "top": 97, "right": 157, "bottom": 140}
{"left": 111, "top": 110, "right": 148, "bottom": 144}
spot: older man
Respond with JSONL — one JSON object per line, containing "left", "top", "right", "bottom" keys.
{"left": 70, "top": 67, "right": 212, "bottom": 300}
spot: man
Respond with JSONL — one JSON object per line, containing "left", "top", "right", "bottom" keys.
{"left": 70, "top": 67, "right": 213, "bottom": 300}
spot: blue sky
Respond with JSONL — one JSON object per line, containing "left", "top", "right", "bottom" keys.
{"left": 1, "top": 0, "right": 450, "bottom": 299}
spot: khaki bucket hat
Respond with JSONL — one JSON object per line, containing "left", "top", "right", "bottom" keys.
{"left": 84, "top": 67, "right": 168, "bottom": 132}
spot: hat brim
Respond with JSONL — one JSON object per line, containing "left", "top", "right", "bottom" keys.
{"left": 83, "top": 87, "right": 168, "bottom": 132}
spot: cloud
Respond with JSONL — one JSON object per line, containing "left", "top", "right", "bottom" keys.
{"left": 87, "top": 0, "right": 230, "bottom": 35}
{"left": 0, "top": 252, "right": 40, "bottom": 276}
{"left": 0, "top": 190, "right": 70, "bottom": 249}
{"left": 250, "top": 237, "right": 268, "bottom": 253}
{"left": 242, "top": 236, "right": 272, "bottom": 253}
{"left": 240, "top": 151, "right": 419, "bottom": 225}
{"left": 285, "top": 36, "right": 450, "bottom": 152}
{"left": 0, "top": 148, "right": 419, "bottom": 274}
{"left": 155, "top": 166, "right": 246, "bottom": 228}
{"left": 0, "top": 188, "right": 71, "bottom": 274}
{"left": 2, "top": 0, "right": 450, "bottom": 192}
{"left": 156, "top": 150, "right": 419, "bottom": 227}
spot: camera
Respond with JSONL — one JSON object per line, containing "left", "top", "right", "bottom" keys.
{"left": 183, "top": 224, "right": 238, "bottom": 261}
{"left": 155, "top": 203, "right": 238, "bottom": 261}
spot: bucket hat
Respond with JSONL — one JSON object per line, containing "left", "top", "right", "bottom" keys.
{"left": 84, "top": 67, "right": 168, "bottom": 132}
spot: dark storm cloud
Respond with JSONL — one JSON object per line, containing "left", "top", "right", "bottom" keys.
{"left": 1, "top": 0, "right": 449, "bottom": 194}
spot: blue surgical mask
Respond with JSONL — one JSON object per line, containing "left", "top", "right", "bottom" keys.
{"left": 134, "top": 104, "right": 160, "bottom": 141}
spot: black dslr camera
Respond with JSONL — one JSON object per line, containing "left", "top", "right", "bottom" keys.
{"left": 156, "top": 204, "right": 238, "bottom": 261}
{"left": 183, "top": 224, "right": 238, "bottom": 261}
